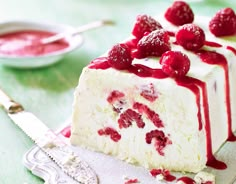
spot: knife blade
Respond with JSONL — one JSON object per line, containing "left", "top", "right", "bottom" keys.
{"left": 0, "top": 88, "right": 98, "bottom": 184}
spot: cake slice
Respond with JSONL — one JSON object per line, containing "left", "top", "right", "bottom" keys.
{"left": 70, "top": 2, "right": 236, "bottom": 173}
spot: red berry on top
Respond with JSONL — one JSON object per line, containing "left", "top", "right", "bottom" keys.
{"left": 132, "top": 14, "right": 162, "bottom": 39}
{"left": 164, "top": 1, "right": 194, "bottom": 26}
{"left": 176, "top": 24, "right": 205, "bottom": 51}
{"left": 133, "top": 29, "right": 171, "bottom": 59}
{"left": 107, "top": 43, "right": 133, "bottom": 70}
{"left": 160, "top": 51, "right": 190, "bottom": 78}
{"left": 125, "top": 37, "right": 139, "bottom": 49}
{"left": 209, "top": 8, "right": 236, "bottom": 37}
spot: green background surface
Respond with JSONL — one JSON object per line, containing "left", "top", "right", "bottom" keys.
{"left": 0, "top": 0, "right": 235, "bottom": 183}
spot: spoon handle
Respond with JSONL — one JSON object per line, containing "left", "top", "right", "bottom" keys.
{"left": 41, "top": 20, "right": 114, "bottom": 44}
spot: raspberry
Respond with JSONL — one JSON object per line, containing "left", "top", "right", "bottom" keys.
{"left": 133, "top": 29, "right": 171, "bottom": 59}
{"left": 107, "top": 43, "right": 133, "bottom": 70}
{"left": 107, "top": 90, "right": 126, "bottom": 113}
{"left": 140, "top": 83, "right": 158, "bottom": 102}
{"left": 88, "top": 57, "right": 110, "bottom": 69}
{"left": 125, "top": 37, "right": 139, "bottom": 49}
{"left": 97, "top": 127, "right": 121, "bottom": 142}
{"left": 107, "top": 90, "right": 125, "bottom": 104}
{"left": 118, "top": 109, "right": 145, "bottom": 128}
{"left": 164, "top": 1, "right": 194, "bottom": 26}
{"left": 132, "top": 14, "right": 162, "bottom": 39}
{"left": 133, "top": 102, "right": 163, "bottom": 128}
{"left": 145, "top": 130, "right": 171, "bottom": 156}
{"left": 160, "top": 51, "right": 190, "bottom": 78}
{"left": 209, "top": 8, "right": 236, "bottom": 36}
{"left": 176, "top": 24, "right": 205, "bottom": 51}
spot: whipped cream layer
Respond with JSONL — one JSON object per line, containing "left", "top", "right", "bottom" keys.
{"left": 70, "top": 16, "right": 236, "bottom": 173}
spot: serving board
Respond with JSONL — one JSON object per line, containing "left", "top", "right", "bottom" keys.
{"left": 23, "top": 123, "right": 236, "bottom": 184}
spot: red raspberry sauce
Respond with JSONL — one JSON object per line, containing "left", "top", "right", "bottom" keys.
{"left": 0, "top": 30, "right": 69, "bottom": 56}
{"left": 150, "top": 168, "right": 176, "bottom": 182}
{"left": 177, "top": 176, "right": 195, "bottom": 184}
{"left": 60, "top": 126, "right": 71, "bottom": 138}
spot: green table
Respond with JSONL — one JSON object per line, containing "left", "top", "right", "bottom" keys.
{"left": 0, "top": 0, "right": 235, "bottom": 183}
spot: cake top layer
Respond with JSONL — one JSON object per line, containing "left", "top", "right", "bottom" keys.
{"left": 88, "top": 1, "right": 236, "bottom": 82}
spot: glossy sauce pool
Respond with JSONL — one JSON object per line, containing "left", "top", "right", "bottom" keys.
{"left": 0, "top": 30, "right": 69, "bottom": 57}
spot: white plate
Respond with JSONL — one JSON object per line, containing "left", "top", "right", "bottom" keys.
{"left": 0, "top": 19, "right": 83, "bottom": 68}
{"left": 23, "top": 123, "right": 236, "bottom": 184}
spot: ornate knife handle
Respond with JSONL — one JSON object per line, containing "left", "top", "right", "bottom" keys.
{"left": 0, "top": 88, "right": 99, "bottom": 184}
{"left": 0, "top": 88, "right": 24, "bottom": 114}
{"left": 35, "top": 130, "right": 98, "bottom": 184}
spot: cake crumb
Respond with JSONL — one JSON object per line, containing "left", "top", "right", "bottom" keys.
{"left": 155, "top": 173, "right": 164, "bottom": 181}
{"left": 194, "top": 171, "right": 215, "bottom": 184}
{"left": 150, "top": 168, "right": 176, "bottom": 182}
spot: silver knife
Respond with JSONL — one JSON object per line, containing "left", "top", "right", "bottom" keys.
{"left": 0, "top": 88, "right": 98, "bottom": 184}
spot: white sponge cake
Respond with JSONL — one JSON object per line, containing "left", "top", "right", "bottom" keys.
{"left": 70, "top": 1, "right": 236, "bottom": 173}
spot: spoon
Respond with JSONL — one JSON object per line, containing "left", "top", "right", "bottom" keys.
{"left": 41, "top": 20, "right": 115, "bottom": 44}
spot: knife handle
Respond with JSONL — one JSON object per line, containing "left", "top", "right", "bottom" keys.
{"left": 0, "top": 88, "right": 24, "bottom": 114}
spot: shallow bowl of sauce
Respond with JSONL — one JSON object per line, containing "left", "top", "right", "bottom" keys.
{"left": 0, "top": 19, "right": 83, "bottom": 68}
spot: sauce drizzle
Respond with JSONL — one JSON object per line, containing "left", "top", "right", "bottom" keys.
{"left": 197, "top": 50, "right": 236, "bottom": 142}
{"left": 204, "top": 40, "right": 222, "bottom": 48}
{"left": 176, "top": 76, "right": 227, "bottom": 169}
{"left": 226, "top": 46, "right": 236, "bottom": 56}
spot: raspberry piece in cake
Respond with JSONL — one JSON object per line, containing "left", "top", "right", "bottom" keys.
{"left": 176, "top": 24, "right": 205, "bottom": 51}
{"left": 164, "top": 1, "right": 194, "bottom": 26}
{"left": 107, "top": 90, "right": 126, "bottom": 113}
{"left": 146, "top": 130, "right": 171, "bottom": 156}
{"left": 209, "top": 8, "right": 236, "bottom": 37}
{"left": 160, "top": 51, "right": 190, "bottom": 78}
{"left": 133, "top": 29, "right": 170, "bottom": 59}
{"left": 133, "top": 102, "right": 163, "bottom": 128}
{"left": 140, "top": 83, "right": 158, "bottom": 102}
{"left": 97, "top": 127, "right": 121, "bottom": 142}
{"left": 118, "top": 109, "right": 145, "bottom": 128}
{"left": 107, "top": 90, "right": 125, "bottom": 104}
{"left": 107, "top": 43, "right": 133, "bottom": 70}
{"left": 132, "top": 14, "right": 162, "bottom": 39}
